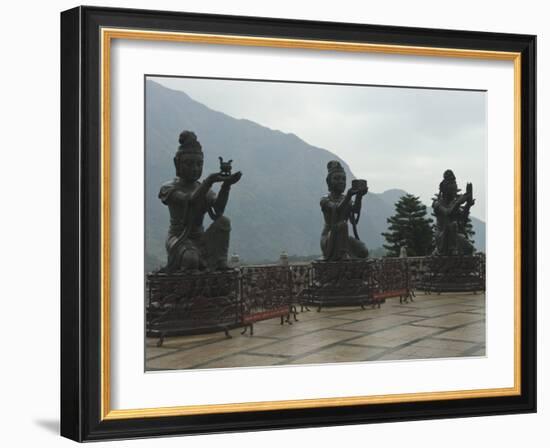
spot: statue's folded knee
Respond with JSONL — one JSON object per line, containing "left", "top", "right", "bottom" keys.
{"left": 181, "top": 250, "right": 200, "bottom": 270}
{"left": 349, "top": 237, "right": 368, "bottom": 258}
{"left": 212, "top": 215, "right": 231, "bottom": 232}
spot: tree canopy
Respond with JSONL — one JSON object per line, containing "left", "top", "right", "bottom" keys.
{"left": 382, "top": 194, "right": 434, "bottom": 257}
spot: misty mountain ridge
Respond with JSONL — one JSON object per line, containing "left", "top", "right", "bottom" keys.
{"left": 145, "top": 80, "right": 485, "bottom": 271}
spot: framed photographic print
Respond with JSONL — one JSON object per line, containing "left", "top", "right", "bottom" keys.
{"left": 60, "top": 6, "right": 536, "bottom": 442}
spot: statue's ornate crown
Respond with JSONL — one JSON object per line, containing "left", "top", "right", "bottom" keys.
{"left": 443, "top": 169, "right": 455, "bottom": 181}
{"left": 177, "top": 130, "right": 203, "bottom": 154}
{"left": 327, "top": 160, "right": 344, "bottom": 175}
{"left": 439, "top": 169, "right": 457, "bottom": 192}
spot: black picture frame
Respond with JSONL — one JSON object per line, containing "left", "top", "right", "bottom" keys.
{"left": 61, "top": 5, "right": 536, "bottom": 442}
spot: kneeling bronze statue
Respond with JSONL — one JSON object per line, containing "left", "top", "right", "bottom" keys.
{"left": 159, "top": 130, "right": 242, "bottom": 273}
{"left": 320, "top": 160, "right": 369, "bottom": 261}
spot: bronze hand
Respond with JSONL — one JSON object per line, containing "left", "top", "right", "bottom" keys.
{"left": 223, "top": 171, "right": 242, "bottom": 186}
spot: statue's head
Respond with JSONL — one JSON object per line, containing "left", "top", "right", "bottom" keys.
{"left": 439, "top": 169, "right": 458, "bottom": 198}
{"left": 326, "top": 160, "right": 346, "bottom": 194}
{"left": 174, "top": 131, "right": 203, "bottom": 182}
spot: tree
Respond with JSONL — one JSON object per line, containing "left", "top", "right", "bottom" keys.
{"left": 462, "top": 216, "right": 476, "bottom": 248}
{"left": 382, "top": 194, "right": 434, "bottom": 257}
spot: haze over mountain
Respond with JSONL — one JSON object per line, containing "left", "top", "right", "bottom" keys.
{"left": 145, "top": 80, "right": 485, "bottom": 271}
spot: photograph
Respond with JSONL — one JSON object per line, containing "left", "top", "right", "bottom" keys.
{"left": 144, "top": 76, "right": 487, "bottom": 371}
{"left": 58, "top": 5, "right": 537, "bottom": 441}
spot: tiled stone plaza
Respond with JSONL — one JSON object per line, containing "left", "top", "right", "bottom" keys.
{"left": 145, "top": 291, "right": 486, "bottom": 371}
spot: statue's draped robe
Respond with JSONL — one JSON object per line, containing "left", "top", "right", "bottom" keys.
{"left": 432, "top": 198, "right": 474, "bottom": 256}
{"left": 159, "top": 179, "right": 230, "bottom": 272}
{"left": 320, "top": 194, "right": 368, "bottom": 261}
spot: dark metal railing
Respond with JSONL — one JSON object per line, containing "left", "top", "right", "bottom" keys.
{"left": 146, "top": 254, "right": 486, "bottom": 344}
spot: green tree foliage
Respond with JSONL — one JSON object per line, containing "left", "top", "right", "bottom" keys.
{"left": 463, "top": 215, "right": 476, "bottom": 247}
{"left": 382, "top": 194, "right": 434, "bottom": 257}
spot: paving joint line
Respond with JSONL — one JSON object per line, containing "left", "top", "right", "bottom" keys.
{"left": 361, "top": 319, "right": 485, "bottom": 361}
{"left": 146, "top": 297, "right": 486, "bottom": 368}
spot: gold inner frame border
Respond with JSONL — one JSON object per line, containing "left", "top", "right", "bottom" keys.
{"left": 99, "top": 27, "right": 522, "bottom": 421}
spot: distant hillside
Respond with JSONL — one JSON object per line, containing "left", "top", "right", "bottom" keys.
{"left": 469, "top": 215, "right": 485, "bottom": 252}
{"left": 145, "top": 80, "right": 485, "bottom": 271}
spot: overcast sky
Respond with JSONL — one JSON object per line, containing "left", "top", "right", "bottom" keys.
{"left": 154, "top": 76, "right": 487, "bottom": 221}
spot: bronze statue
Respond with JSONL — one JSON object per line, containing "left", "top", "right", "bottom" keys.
{"left": 159, "top": 131, "right": 242, "bottom": 272}
{"left": 320, "top": 161, "right": 369, "bottom": 261}
{"left": 432, "top": 169, "right": 475, "bottom": 256}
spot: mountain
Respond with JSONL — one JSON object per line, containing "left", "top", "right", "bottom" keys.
{"left": 145, "top": 80, "right": 485, "bottom": 270}
{"left": 469, "top": 215, "right": 486, "bottom": 252}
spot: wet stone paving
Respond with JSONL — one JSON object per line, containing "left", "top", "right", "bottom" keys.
{"left": 145, "top": 292, "right": 486, "bottom": 371}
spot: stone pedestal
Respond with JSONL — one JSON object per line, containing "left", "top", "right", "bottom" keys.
{"left": 418, "top": 255, "right": 485, "bottom": 293}
{"left": 146, "top": 270, "right": 240, "bottom": 346}
{"left": 299, "top": 259, "right": 374, "bottom": 310}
